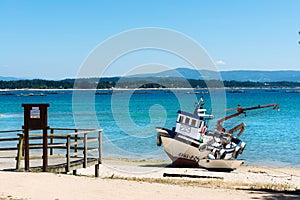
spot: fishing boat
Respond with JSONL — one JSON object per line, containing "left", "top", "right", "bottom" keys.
{"left": 156, "top": 97, "right": 278, "bottom": 171}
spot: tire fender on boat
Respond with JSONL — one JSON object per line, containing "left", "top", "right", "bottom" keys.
{"left": 232, "top": 146, "right": 240, "bottom": 158}
{"left": 156, "top": 134, "right": 162, "bottom": 146}
{"left": 238, "top": 142, "right": 246, "bottom": 154}
{"left": 212, "top": 148, "right": 219, "bottom": 159}
{"left": 220, "top": 149, "right": 227, "bottom": 159}
{"left": 198, "top": 143, "right": 207, "bottom": 152}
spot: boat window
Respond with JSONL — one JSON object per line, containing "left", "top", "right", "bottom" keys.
{"left": 185, "top": 117, "right": 190, "bottom": 124}
{"left": 191, "top": 119, "right": 196, "bottom": 127}
{"left": 178, "top": 115, "right": 184, "bottom": 123}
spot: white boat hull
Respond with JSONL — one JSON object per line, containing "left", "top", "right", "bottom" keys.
{"left": 198, "top": 159, "right": 244, "bottom": 171}
{"left": 160, "top": 135, "right": 244, "bottom": 171}
{"left": 161, "top": 136, "right": 210, "bottom": 167}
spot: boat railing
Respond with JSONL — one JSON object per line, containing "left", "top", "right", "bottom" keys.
{"left": 197, "top": 108, "right": 214, "bottom": 119}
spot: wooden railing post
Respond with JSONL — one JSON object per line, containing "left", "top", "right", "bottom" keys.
{"left": 83, "top": 133, "right": 87, "bottom": 168}
{"left": 16, "top": 134, "right": 24, "bottom": 170}
{"left": 42, "top": 128, "right": 48, "bottom": 172}
{"left": 50, "top": 128, "right": 54, "bottom": 155}
{"left": 23, "top": 128, "right": 29, "bottom": 171}
{"left": 95, "top": 130, "right": 102, "bottom": 177}
{"left": 66, "top": 135, "right": 71, "bottom": 173}
{"left": 98, "top": 130, "right": 102, "bottom": 164}
{"left": 74, "top": 129, "right": 78, "bottom": 157}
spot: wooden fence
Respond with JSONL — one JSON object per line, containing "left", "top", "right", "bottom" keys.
{"left": 0, "top": 130, "right": 23, "bottom": 152}
{"left": 0, "top": 128, "right": 102, "bottom": 177}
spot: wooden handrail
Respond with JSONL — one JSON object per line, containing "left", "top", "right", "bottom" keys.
{"left": 0, "top": 147, "right": 19, "bottom": 151}
{"left": 28, "top": 129, "right": 101, "bottom": 137}
{"left": 0, "top": 137, "right": 20, "bottom": 142}
{"left": 0, "top": 130, "right": 23, "bottom": 134}
{"left": 50, "top": 127, "right": 97, "bottom": 131}
{"left": 0, "top": 130, "right": 24, "bottom": 153}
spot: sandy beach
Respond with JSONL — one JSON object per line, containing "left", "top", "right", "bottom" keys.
{"left": 2, "top": 0, "right": 300, "bottom": 199}
{"left": 0, "top": 171, "right": 296, "bottom": 200}
{"left": 0, "top": 158, "right": 299, "bottom": 200}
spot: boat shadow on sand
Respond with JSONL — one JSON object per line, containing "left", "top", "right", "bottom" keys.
{"left": 138, "top": 162, "right": 238, "bottom": 172}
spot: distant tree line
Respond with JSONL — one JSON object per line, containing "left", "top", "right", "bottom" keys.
{"left": 0, "top": 77, "right": 299, "bottom": 89}
{"left": 0, "top": 79, "right": 74, "bottom": 89}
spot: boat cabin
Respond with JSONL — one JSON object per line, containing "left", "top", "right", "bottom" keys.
{"left": 175, "top": 110, "right": 208, "bottom": 140}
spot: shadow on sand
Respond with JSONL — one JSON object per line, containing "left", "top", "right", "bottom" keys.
{"left": 248, "top": 190, "right": 300, "bottom": 200}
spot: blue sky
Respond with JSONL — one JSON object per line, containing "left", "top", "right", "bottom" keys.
{"left": 0, "top": 0, "right": 299, "bottom": 79}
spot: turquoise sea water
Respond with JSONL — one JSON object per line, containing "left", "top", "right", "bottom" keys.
{"left": 0, "top": 89, "right": 299, "bottom": 168}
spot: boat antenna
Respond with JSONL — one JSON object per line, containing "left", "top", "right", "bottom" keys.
{"left": 194, "top": 96, "right": 205, "bottom": 115}
{"left": 198, "top": 96, "right": 205, "bottom": 109}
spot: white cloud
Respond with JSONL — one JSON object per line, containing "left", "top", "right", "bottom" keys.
{"left": 215, "top": 60, "right": 226, "bottom": 65}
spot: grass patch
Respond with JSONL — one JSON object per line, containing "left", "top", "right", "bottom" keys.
{"left": 104, "top": 175, "right": 298, "bottom": 192}
{"left": 0, "top": 195, "right": 26, "bottom": 200}
{"left": 103, "top": 157, "right": 169, "bottom": 165}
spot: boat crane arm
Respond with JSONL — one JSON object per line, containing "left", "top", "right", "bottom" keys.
{"left": 238, "top": 103, "right": 278, "bottom": 112}
{"left": 227, "top": 122, "right": 246, "bottom": 137}
{"left": 216, "top": 103, "right": 278, "bottom": 132}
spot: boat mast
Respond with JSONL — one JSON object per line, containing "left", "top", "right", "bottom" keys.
{"left": 194, "top": 96, "right": 205, "bottom": 115}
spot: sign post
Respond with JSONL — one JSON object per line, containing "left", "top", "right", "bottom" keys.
{"left": 22, "top": 104, "right": 49, "bottom": 172}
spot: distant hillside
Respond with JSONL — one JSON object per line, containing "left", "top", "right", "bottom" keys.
{"left": 0, "top": 68, "right": 300, "bottom": 82}
{"left": 221, "top": 70, "right": 300, "bottom": 82}
{"left": 129, "top": 68, "right": 219, "bottom": 80}
{"left": 0, "top": 76, "right": 23, "bottom": 81}
{"left": 130, "top": 68, "right": 300, "bottom": 82}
